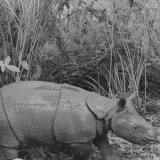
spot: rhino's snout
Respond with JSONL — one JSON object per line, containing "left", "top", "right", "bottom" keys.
{"left": 111, "top": 112, "right": 157, "bottom": 146}
{"left": 145, "top": 127, "right": 157, "bottom": 143}
{"left": 137, "top": 118, "right": 158, "bottom": 145}
{"left": 134, "top": 123, "right": 157, "bottom": 143}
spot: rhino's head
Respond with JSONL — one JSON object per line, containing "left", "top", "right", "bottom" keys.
{"left": 87, "top": 92, "right": 157, "bottom": 146}
{"left": 110, "top": 93, "right": 157, "bottom": 145}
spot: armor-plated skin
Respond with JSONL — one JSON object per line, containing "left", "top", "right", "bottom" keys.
{"left": 0, "top": 81, "right": 157, "bottom": 160}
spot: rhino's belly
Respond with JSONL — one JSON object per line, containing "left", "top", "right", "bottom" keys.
{"left": 0, "top": 81, "right": 61, "bottom": 145}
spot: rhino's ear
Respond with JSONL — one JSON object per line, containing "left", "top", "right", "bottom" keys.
{"left": 86, "top": 92, "right": 117, "bottom": 119}
{"left": 127, "top": 91, "right": 137, "bottom": 101}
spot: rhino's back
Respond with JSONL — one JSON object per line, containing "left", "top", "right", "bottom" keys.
{"left": 0, "top": 81, "right": 61, "bottom": 145}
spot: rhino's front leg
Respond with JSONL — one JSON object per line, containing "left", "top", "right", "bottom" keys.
{"left": 68, "top": 142, "right": 93, "bottom": 160}
{"left": 0, "top": 147, "right": 18, "bottom": 160}
{"left": 93, "top": 135, "right": 117, "bottom": 160}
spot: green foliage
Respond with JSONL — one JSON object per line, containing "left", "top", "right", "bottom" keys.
{"left": 0, "top": 0, "right": 66, "bottom": 84}
{"left": 0, "top": 56, "right": 20, "bottom": 73}
{"left": 1, "top": 0, "right": 160, "bottom": 96}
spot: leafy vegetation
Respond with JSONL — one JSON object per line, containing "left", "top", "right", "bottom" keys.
{"left": 1, "top": 0, "right": 160, "bottom": 159}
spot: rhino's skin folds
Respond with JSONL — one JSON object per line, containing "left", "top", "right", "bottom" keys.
{"left": 0, "top": 81, "right": 157, "bottom": 160}
{"left": 0, "top": 81, "right": 60, "bottom": 159}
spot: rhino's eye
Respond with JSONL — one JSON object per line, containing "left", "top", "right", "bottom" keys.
{"left": 133, "top": 125, "right": 142, "bottom": 132}
{"left": 118, "top": 98, "right": 126, "bottom": 111}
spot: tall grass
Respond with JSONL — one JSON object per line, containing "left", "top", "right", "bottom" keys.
{"left": 1, "top": 0, "right": 62, "bottom": 83}
{"left": 1, "top": 0, "right": 159, "bottom": 100}
{"left": 2, "top": 1, "right": 39, "bottom": 79}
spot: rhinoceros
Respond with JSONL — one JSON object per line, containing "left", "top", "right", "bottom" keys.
{"left": 0, "top": 81, "right": 157, "bottom": 160}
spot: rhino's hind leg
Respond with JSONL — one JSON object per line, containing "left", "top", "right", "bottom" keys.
{"left": 0, "top": 147, "right": 18, "bottom": 160}
{"left": 68, "top": 142, "right": 93, "bottom": 160}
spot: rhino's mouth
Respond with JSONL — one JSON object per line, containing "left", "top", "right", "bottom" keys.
{"left": 146, "top": 137, "right": 158, "bottom": 144}
{"left": 133, "top": 135, "right": 157, "bottom": 146}
{"left": 140, "top": 139, "right": 154, "bottom": 146}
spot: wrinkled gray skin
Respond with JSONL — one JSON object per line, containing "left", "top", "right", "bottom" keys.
{"left": 0, "top": 81, "right": 157, "bottom": 160}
